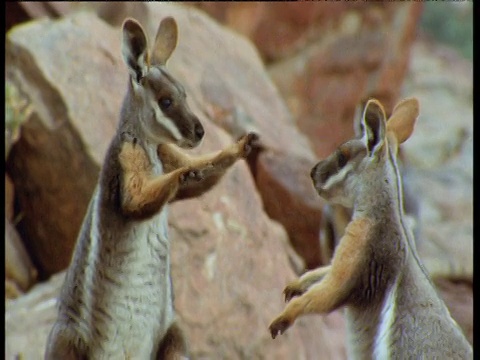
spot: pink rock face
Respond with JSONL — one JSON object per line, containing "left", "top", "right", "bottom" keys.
{"left": 256, "top": 151, "right": 325, "bottom": 270}
{"left": 6, "top": 15, "right": 125, "bottom": 276}
{"left": 267, "top": 4, "right": 423, "bottom": 159}
{"left": 191, "top": 3, "right": 423, "bottom": 158}
{"left": 167, "top": 125, "right": 346, "bottom": 358}
{"left": 191, "top": 2, "right": 359, "bottom": 63}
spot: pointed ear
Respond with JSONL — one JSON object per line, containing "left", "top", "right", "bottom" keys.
{"left": 361, "top": 99, "right": 387, "bottom": 156}
{"left": 386, "top": 97, "right": 419, "bottom": 144}
{"left": 353, "top": 101, "right": 366, "bottom": 138}
{"left": 122, "top": 18, "right": 150, "bottom": 83}
{"left": 151, "top": 17, "right": 178, "bottom": 66}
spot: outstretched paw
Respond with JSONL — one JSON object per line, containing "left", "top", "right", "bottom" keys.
{"left": 237, "top": 132, "right": 260, "bottom": 158}
{"left": 269, "top": 315, "right": 292, "bottom": 339}
{"left": 283, "top": 281, "right": 306, "bottom": 303}
{"left": 179, "top": 168, "right": 204, "bottom": 186}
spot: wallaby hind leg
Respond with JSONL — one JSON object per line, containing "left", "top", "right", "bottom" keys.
{"left": 156, "top": 322, "right": 189, "bottom": 360}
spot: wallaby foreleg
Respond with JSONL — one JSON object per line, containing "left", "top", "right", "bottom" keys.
{"left": 119, "top": 141, "right": 203, "bottom": 219}
{"left": 269, "top": 217, "right": 372, "bottom": 338}
{"left": 159, "top": 133, "right": 258, "bottom": 201}
{"left": 283, "top": 265, "right": 332, "bottom": 302}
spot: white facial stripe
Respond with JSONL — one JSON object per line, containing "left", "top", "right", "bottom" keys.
{"left": 150, "top": 98, "right": 183, "bottom": 141}
{"left": 373, "top": 284, "right": 397, "bottom": 360}
{"left": 322, "top": 162, "right": 355, "bottom": 191}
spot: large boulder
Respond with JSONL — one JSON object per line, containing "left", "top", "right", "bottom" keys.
{"left": 189, "top": 3, "right": 423, "bottom": 159}
{"left": 6, "top": 15, "right": 123, "bottom": 276}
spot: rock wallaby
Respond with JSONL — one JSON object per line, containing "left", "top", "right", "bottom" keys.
{"left": 45, "top": 17, "right": 257, "bottom": 359}
{"left": 269, "top": 98, "right": 472, "bottom": 359}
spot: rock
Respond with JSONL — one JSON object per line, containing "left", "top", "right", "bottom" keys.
{"left": 5, "top": 174, "right": 14, "bottom": 222}
{"left": 5, "top": 81, "right": 32, "bottom": 160}
{"left": 168, "top": 126, "right": 345, "bottom": 358}
{"left": 190, "top": 2, "right": 367, "bottom": 63}
{"left": 5, "top": 173, "right": 38, "bottom": 298}
{"left": 400, "top": 39, "right": 473, "bottom": 281}
{"left": 89, "top": 2, "right": 150, "bottom": 27}
{"left": 13, "top": 2, "right": 72, "bottom": 19}
{"left": 256, "top": 151, "right": 325, "bottom": 270}
{"left": 6, "top": 13, "right": 128, "bottom": 277}
{"left": 6, "top": 271, "right": 65, "bottom": 359}
{"left": 186, "top": 3, "right": 423, "bottom": 158}
{"left": 267, "top": 3, "right": 423, "bottom": 159}
{"left": 5, "top": 219, "right": 38, "bottom": 298}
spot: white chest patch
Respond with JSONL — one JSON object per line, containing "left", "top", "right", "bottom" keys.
{"left": 80, "top": 188, "right": 173, "bottom": 357}
{"left": 373, "top": 284, "right": 397, "bottom": 360}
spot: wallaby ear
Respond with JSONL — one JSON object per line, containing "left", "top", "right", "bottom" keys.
{"left": 122, "top": 18, "right": 149, "bottom": 83}
{"left": 361, "top": 99, "right": 387, "bottom": 156}
{"left": 353, "top": 101, "right": 366, "bottom": 138}
{"left": 386, "top": 97, "right": 419, "bottom": 144}
{"left": 151, "top": 17, "right": 178, "bottom": 66}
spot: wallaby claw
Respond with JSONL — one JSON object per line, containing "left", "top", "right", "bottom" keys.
{"left": 238, "top": 132, "right": 260, "bottom": 158}
{"left": 269, "top": 316, "right": 291, "bottom": 339}
{"left": 179, "top": 169, "right": 203, "bottom": 185}
{"left": 283, "top": 282, "right": 305, "bottom": 303}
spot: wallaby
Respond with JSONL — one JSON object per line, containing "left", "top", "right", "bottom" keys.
{"left": 318, "top": 105, "right": 470, "bottom": 280}
{"left": 45, "top": 17, "right": 258, "bottom": 360}
{"left": 268, "top": 98, "right": 472, "bottom": 359}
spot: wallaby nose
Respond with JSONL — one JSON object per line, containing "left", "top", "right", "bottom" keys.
{"left": 194, "top": 122, "right": 205, "bottom": 142}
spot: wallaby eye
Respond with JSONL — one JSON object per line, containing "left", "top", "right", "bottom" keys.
{"left": 337, "top": 151, "right": 348, "bottom": 168}
{"left": 159, "top": 97, "right": 172, "bottom": 110}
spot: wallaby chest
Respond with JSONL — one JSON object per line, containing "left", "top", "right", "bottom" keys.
{"left": 90, "top": 212, "right": 173, "bottom": 359}
{"left": 63, "top": 144, "right": 174, "bottom": 358}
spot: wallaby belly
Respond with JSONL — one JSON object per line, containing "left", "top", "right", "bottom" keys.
{"left": 59, "top": 193, "right": 174, "bottom": 359}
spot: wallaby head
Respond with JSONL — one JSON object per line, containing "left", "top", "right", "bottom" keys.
{"left": 310, "top": 98, "right": 418, "bottom": 208}
{"left": 121, "top": 17, "right": 204, "bottom": 148}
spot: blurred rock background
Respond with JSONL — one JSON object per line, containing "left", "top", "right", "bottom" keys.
{"left": 5, "top": 2, "right": 472, "bottom": 359}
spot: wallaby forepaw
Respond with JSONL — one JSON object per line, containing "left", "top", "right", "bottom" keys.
{"left": 269, "top": 316, "right": 292, "bottom": 339}
{"left": 283, "top": 281, "right": 305, "bottom": 302}
{"left": 238, "top": 132, "right": 260, "bottom": 158}
{"left": 180, "top": 169, "right": 203, "bottom": 186}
